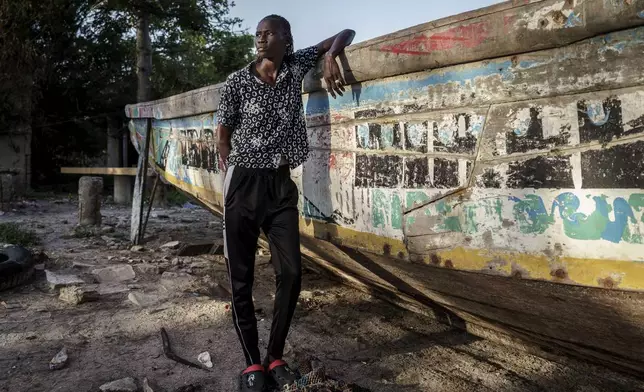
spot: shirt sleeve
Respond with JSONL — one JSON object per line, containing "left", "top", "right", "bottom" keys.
{"left": 217, "top": 75, "right": 240, "bottom": 129}
{"left": 291, "top": 45, "right": 320, "bottom": 76}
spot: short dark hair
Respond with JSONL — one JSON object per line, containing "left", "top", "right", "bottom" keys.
{"left": 260, "top": 14, "right": 294, "bottom": 56}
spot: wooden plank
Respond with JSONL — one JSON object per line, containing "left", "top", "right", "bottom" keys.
{"left": 130, "top": 118, "right": 152, "bottom": 245}
{"left": 60, "top": 167, "right": 153, "bottom": 176}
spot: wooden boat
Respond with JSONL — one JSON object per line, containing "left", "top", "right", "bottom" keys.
{"left": 125, "top": 0, "right": 644, "bottom": 375}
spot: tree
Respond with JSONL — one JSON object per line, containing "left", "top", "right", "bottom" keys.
{"left": 25, "top": 0, "right": 253, "bottom": 189}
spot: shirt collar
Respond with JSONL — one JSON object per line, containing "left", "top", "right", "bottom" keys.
{"left": 247, "top": 60, "right": 291, "bottom": 86}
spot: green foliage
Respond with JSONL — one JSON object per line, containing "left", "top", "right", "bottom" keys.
{"left": 165, "top": 188, "right": 191, "bottom": 206}
{"left": 4, "top": 0, "right": 254, "bottom": 188}
{"left": 0, "top": 223, "right": 41, "bottom": 246}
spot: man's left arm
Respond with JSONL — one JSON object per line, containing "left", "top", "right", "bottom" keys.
{"left": 315, "top": 29, "right": 356, "bottom": 98}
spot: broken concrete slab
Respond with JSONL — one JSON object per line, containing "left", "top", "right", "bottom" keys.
{"left": 127, "top": 291, "right": 165, "bottom": 308}
{"left": 177, "top": 242, "right": 215, "bottom": 257}
{"left": 72, "top": 261, "right": 98, "bottom": 269}
{"left": 160, "top": 272, "right": 196, "bottom": 293}
{"left": 99, "top": 377, "right": 138, "bottom": 392}
{"left": 59, "top": 286, "right": 99, "bottom": 305}
{"left": 160, "top": 272, "right": 228, "bottom": 298}
{"left": 133, "top": 264, "right": 161, "bottom": 275}
{"left": 45, "top": 270, "right": 85, "bottom": 289}
{"left": 97, "top": 284, "right": 130, "bottom": 295}
{"left": 92, "top": 265, "right": 135, "bottom": 283}
{"left": 160, "top": 241, "right": 181, "bottom": 250}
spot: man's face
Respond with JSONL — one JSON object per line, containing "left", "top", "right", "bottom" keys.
{"left": 255, "top": 19, "right": 286, "bottom": 60}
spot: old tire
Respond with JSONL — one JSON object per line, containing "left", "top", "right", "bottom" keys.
{"left": 0, "top": 245, "right": 35, "bottom": 291}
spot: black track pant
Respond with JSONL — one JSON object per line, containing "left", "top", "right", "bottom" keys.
{"left": 223, "top": 164, "right": 302, "bottom": 367}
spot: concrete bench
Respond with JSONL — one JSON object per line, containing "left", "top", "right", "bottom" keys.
{"left": 60, "top": 167, "right": 155, "bottom": 204}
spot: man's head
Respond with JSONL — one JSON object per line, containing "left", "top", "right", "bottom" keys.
{"left": 255, "top": 15, "right": 293, "bottom": 61}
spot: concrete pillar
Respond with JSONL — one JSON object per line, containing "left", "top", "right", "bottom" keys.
{"left": 78, "top": 176, "right": 103, "bottom": 226}
{"left": 114, "top": 176, "right": 132, "bottom": 204}
{"left": 107, "top": 119, "right": 132, "bottom": 205}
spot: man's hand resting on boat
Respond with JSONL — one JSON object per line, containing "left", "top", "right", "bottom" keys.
{"left": 318, "top": 29, "right": 356, "bottom": 98}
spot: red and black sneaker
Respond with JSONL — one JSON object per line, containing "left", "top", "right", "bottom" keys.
{"left": 239, "top": 365, "right": 266, "bottom": 392}
{"left": 265, "top": 359, "right": 298, "bottom": 390}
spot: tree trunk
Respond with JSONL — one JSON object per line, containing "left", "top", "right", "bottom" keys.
{"left": 136, "top": 12, "right": 152, "bottom": 103}
{"left": 136, "top": 10, "right": 168, "bottom": 207}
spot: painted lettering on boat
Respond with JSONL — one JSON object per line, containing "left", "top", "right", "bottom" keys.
{"left": 379, "top": 22, "right": 490, "bottom": 55}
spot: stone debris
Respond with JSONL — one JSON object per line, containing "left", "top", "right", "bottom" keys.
{"left": 160, "top": 272, "right": 196, "bottom": 293}
{"left": 142, "top": 378, "right": 160, "bottom": 392}
{"left": 133, "top": 263, "right": 161, "bottom": 275}
{"left": 45, "top": 270, "right": 85, "bottom": 289}
{"left": 128, "top": 291, "right": 165, "bottom": 308}
{"left": 160, "top": 272, "right": 229, "bottom": 298}
{"left": 99, "top": 377, "right": 138, "bottom": 392}
{"left": 161, "top": 241, "right": 181, "bottom": 250}
{"left": 130, "top": 245, "right": 145, "bottom": 252}
{"left": 1, "top": 301, "right": 22, "bottom": 310}
{"left": 49, "top": 347, "right": 68, "bottom": 370}
{"left": 101, "top": 226, "right": 115, "bottom": 234}
{"left": 92, "top": 265, "right": 136, "bottom": 283}
{"left": 97, "top": 283, "right": 130, "bottom": 295}
{"left": 72, "top": 261, "right": 97, "bottom": 269}
{"left": 59, "top": 286, "right": 99, "bottom": 305}
{"left": 197, "top": 351, "right": 213, "bottom": 368}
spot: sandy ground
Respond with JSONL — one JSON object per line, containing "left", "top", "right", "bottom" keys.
{"left": 1, "top": 196, "right": 643, "bottom": 392}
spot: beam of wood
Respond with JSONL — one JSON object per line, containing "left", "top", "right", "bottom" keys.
{"left": 141, "top": 174, "right": 160, "bottom": 242}
{"left": 130, "top": 118, "right": 152, "bottom": 244}
{"left": 60, "top": 167, "right": 154, "bottom": 176}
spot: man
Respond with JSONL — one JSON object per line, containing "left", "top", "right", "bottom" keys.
{"left": 216, "top": 14, "right": 355, "bottom": 392}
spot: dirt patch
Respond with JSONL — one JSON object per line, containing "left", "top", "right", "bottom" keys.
{"left": 1, "top": 197, "right": 642, "bottom": 391}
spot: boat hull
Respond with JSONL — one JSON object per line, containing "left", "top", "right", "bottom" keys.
{"left": 126, "top": 0, "right": 644, "bottom": 374}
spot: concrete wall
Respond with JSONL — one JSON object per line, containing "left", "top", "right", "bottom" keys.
{"left": 126, "top": 0, "right": 644, "bottom": 291}
{"left": 0, "top": 131, "right": 32, "bottom": 200}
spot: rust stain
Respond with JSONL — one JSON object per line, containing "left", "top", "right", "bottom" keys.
{"left": 551, "top": 268, "right": 568, "bottom": 280}
{"left": 383, "top": 243, "right": 392, "bottom": 256}
{"left": 430, "top": 253, "right": 442, "bottom": 266}
{"left": 444, "top": 260, "right": 454, "bottom": 269}
{"left": 501, "top": 219, "right": 515, "bottom": 228}
{"left": 598, "top": 277, "right": 616, "bottom": 289}
{"left": 511, "top": 262, "right": 530, "bottom": 279}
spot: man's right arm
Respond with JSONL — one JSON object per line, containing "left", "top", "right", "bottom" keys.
{"left": 217, "top": 124, "right": 232, "bottom": 171}
{"left": 216, "top": 75, "right": 240, "bottom": 171}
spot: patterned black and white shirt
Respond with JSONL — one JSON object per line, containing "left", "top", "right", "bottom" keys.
{"left": 217, "top": 46, "right": 319, "bottom": 169}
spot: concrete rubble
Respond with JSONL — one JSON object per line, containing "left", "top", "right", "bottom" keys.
{"left": 59, "top": 286, "right": 99, "bottom": 305}
{"left": 127, "top": 291, "right": 165, "bottom": 308}
{"left": 92, "top": 265, "right": 136, "bottom": 283}
{"left": 99, "top": 377, "right": 138, "bottom": 392}
{"left": 45, "top": 270, "right": 85, "bottom": 289}
{"left": 197, "top": 351, "right": 213, "bottom": 368}
{"left": 161, "top": 241, "right": 181, "bottom": 249}
{"left": 49, "top": 347, "right": 68, "bottom": 370}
